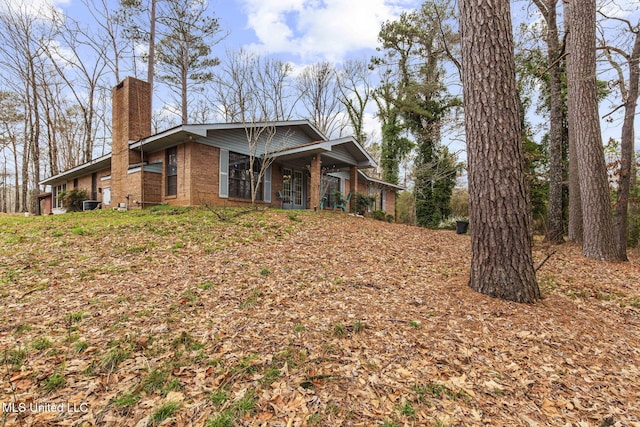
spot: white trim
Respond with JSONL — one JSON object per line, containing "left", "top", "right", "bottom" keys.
{"left": 100, "top": 175, "right": 111, "bottom": 181}
{"left": 263, "top": 166, "right": 272, "bottom": 203}
{"left": 219, "top": 148, "right": 229, "bottom": 198}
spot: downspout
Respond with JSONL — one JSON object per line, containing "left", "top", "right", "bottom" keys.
{"left": 141, "top": 148, "right": 145, "bottom": 208}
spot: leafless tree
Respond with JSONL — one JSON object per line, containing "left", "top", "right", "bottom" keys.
{"left": 597, "top": 11, "right": 639, "bottom": 261}
{"left": 296, "top": 61, "right": 342, "bottom": 137}
{"left": 0, "top": 5, "right": 53, "bottom": 213}
{"left": 336, "top": 59, "right": 372, "bottom": 145}
{"left": 45, "top": 12, "right": 111, "bottom": 164}
{"left": 209, "top": 49, "right": 296, "bottom": 206}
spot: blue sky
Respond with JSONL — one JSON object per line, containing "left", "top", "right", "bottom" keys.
{"left": 5, "top": 0, "right": 639, "bottom": 161}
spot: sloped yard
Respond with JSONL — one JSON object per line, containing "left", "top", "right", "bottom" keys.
{"left": 1, "top": 208, "right": 639, "bottom": 426}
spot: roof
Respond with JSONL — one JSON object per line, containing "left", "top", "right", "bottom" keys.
{"left": 273, "top": 136, "right": 377, "bottom": 168}
{"left": 39, "top": 121, "right": 375, "bottom": 185}
{"left": 358, "top": 170, "right": 405, "bottom": 191}
{"left": 40, "top": 154, "right": 112, "bottom": 186}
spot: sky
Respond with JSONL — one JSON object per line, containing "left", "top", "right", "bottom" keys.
{"left": 3, "top": 0, "right": 639, "bottom": 168}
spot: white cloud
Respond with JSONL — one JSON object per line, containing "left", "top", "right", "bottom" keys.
{"left": 237, "top": 0, "right": 420, "bottom": 63}
{"left": 1, "top": 0, "right": 69, "bottom": 20}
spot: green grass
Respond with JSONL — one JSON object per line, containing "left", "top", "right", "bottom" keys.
{"left": 398, "top": 401, "right": 415, "bottom": 417}
{"left": 14, "top": 324, "right": 32, "bottom": 334}
{"left": 210, "top": 389, "right": 230, "bottom": 406}
{"left": 3, "top": 348, "right": 27, "bottom": 369}
{"left": 332, "top": 322, "right": 346, "bottom": 337}
{"left": 205, "top": 389, "right": 257, "bottom": 427}
{"left": 113, "top": 391, "right": 140, "bottom": 408}
{"left": 74, "top": 341, "right": 89, "bottom": 353}
{"left": 205, "top": 412, "right": 234, "bottom": 427}
{"left": 32, "top": 337, "right": 53, "bottom": 351}
{"left": 261, "top": 366, "right": 281, "bottom": 385}
{"left": 149, "top": 401, "right": 181, "bottom": 426}
{"left": 67, "top": 311, "right": 85, "bottom": 323}
{"left": 100, "top": 347, "right": 129, "bottom": 372}
{"left": 198, "top": 281, "right": 215, "bottom": 290}
{"left": 71, "top": 226, "right": 85, "bottom": 235}
{"left": 43, "top": 371, "right": 66, "bottom": 392}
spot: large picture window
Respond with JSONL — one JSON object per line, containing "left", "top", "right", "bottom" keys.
{"left": 166, "top": 147, "right": 177, "bottom": 196}
{"left": 229, "top": 152, "right": 262, "bottom": 200}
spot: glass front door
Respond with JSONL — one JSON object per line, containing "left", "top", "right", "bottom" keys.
{"left": 282, "top": 168, "right": 305, "bottom": 209}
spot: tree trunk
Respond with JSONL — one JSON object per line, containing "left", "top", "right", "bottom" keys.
{"left": 148, "top": 0, "right": 155, "bottom": 105}
{"left": 564, "top": 0, "right": 584, "bottom": 244}
{"left": 566, "top": 0, "right": 619, "bottom": 261}
{"left": 540, "top": 0, "right": 565, "bottom": 244}
{"left": 614, "top": 30, "right": 640, "bottom": 261}
{"left": 28, "top": 58, "right": 41, "bottom": 215}
{"left": 459, "top": 0, "right": 540, "bottom": 303}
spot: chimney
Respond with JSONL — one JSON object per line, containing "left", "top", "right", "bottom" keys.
{"left": 110, "top": 77, "right": 151, "bottom": 207}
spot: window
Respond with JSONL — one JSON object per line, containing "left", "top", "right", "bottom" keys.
{"left": 321, "top": 175, "right": 340, "bottom": 208}
{"left": 166, "top": 147, "right": 177, "bottom": 196}
{"left": 228, "top": 152, "right": 262, "bottom": 200}
{"left": 53, "top": 183, "right": 66, "bottom": 208}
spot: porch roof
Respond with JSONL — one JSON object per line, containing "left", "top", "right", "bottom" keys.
{"left": 272, "top": 136, "right": 376, "bottom": 168}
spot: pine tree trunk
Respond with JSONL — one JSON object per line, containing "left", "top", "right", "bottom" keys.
{"left": 460, "top": 0, "right": 540, "bottom": 303}
{"left": 614, "top": 31, "right": 640, "bottom": 261}
{"left": 566, "top": 0, "right": 619, "bottom": 261}
{"left": 543, "top": 0, "right": 565, "bottom": 244}
{"left": 564, "top": 0, "right": 584, "bottom": 244}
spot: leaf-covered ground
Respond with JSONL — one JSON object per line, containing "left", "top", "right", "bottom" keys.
{"left": 1, "top": 208, "right": 639, "bottom": 427}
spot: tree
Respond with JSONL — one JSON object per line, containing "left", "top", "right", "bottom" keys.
{"left": 460, "top": 0, "right": 540, "bottom": 302}
{"left": 209, "top": 50, "right": 295, "bottom": 206}
{"left": 0, "top": 4, "right": 50, "bottom": 213}
{"left": 46, "top": 12, "right": 110, "bottom": 163}
{"left": 120, "top": 0, "right": 157, "bottom": 100}
{"left": 296, "top": 62, "right": 342, "bottom": 137}
{"left": 532, "top": 0, "right": 565, "bottom": 244}
{"left": 155, "top": 0, "right": 225, "bottom": 124}
{"left": 336, "top": 59, "right": 371, "bottom": 146}
{"left": 566, "top": 0, "right": 619, "bottom": 261}
{"left": 0, "top": 90, "right": 23, "bottom": 212}
{"left": 372, "top": 1, "right": 460, "bottom": 226}
{"left": 598, "top": 11, "right": 640, "bottom": 261}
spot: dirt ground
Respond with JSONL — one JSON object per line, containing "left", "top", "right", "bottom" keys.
{"left": 1, "top": 209, "right": 639, "bottom": 426}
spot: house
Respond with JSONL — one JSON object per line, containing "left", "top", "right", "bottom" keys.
{"left": 40, "top": 77, "right": 402, "bottom": 216}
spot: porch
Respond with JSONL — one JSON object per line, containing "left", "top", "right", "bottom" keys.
{"left": 270, "top": 137, "right": 374, "bottom": 211}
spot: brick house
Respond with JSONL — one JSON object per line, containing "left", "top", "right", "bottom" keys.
{"left": 40, "top": 77, "right": 402, "bottom": 216}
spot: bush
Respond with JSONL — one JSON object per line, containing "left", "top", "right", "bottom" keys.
{"left": 58, "top": 189, "right": 89, "bottom": 212}
{"left": 372, "top": 210, "right": 386, "bottom": 221}
{"left": 354, "top": 193, "right": 375, "bottom": 214}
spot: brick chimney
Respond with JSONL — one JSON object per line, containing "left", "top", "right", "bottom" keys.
{"left": 110, "top": 77, "right": 151, "bottom": 207}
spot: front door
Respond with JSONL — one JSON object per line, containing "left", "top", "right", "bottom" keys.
{"left": 282, "top": 168, "right": 305, "bottom": 209}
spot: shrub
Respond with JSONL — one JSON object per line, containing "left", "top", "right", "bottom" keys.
{"left": 58, "top": 189, "right": 89, "bottom": 212}
{"left": 354, "top": 193, "right": 375, "bottom": 214}
{"left": 372, "top": 210, "right": 386, "bottom": 221}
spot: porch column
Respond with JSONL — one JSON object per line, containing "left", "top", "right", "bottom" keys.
{"left": 349, "top": 165, "right": 358, "bottom": 212}
{"left": 310, "top": 154, "right": 321, "bottom": 210}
